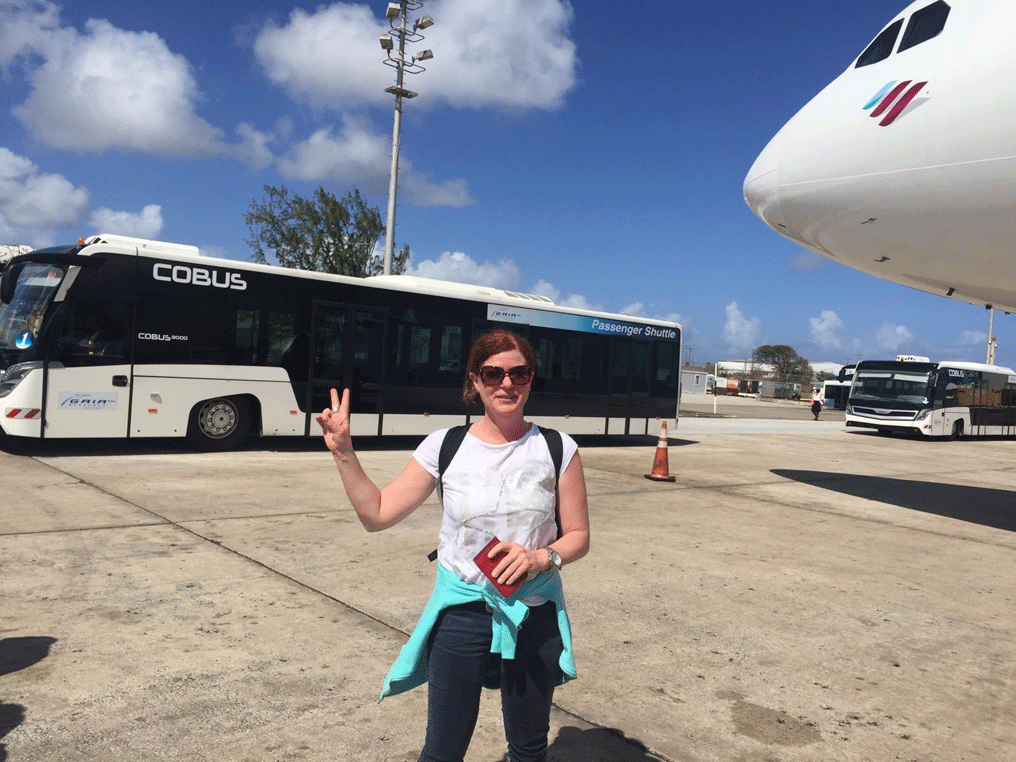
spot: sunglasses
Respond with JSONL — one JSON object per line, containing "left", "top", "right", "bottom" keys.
{"left": 478, "top": 365, "right": 532, "bottom": 386}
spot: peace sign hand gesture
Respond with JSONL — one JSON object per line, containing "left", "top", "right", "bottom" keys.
{"left": 317, "top": 388, "right": 353, "bottom": 457}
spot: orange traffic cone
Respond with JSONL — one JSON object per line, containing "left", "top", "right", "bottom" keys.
{"left": 644, "top": 421, "right": 676, "bottom": 482}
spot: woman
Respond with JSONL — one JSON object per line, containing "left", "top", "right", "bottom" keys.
{"left": 810, "top": 386, "right": 825, "bottom": 420}
{"left": 317, "top": 330, "right": 590, "bottom": 762}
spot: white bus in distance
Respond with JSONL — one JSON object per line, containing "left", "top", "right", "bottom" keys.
{"left": 0, "top": 234, "right": 682, "bottom": 451}
{"left": 843, "top": 357, "right": 1016, "bottom": 439}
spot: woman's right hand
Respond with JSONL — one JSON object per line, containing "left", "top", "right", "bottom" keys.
{"left": 316, "top": 388, "right": 353, "bottom": 457}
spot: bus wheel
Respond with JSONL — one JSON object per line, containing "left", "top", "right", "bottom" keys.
{"left": 187, "top": 396, "right": 251, "bottom": 451}
{"left": 948, "top": 420, "right": 964, "bottom": 441}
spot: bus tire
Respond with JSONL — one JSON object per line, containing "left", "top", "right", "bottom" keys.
{"left": 948, "top": 420, "right": 963, "bottom": 441}
{"left": 187, "top": 396, "right": 252, "bottom": 451}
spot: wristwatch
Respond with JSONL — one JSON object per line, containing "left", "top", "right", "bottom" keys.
{"left": 545, "top": 548, "right": 562, "bottom": 571}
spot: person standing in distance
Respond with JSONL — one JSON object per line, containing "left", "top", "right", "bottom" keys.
{"left": 810, "top": 385, "right": 825, "bottom": 420}
{"left": 317, "top": 330, "right": 590, "bottom": 762}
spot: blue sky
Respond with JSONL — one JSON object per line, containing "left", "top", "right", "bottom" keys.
{"left": 2, "top": 0, "right": 1012, "bottom": 369}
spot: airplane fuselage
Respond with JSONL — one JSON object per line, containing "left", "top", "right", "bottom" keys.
{"left": 744, "top": 0, "right": 1016, "bottom": 312}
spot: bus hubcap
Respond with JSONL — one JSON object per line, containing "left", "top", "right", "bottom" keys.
{"left": 198, "top": 400, "right": 237, "bottom": 438}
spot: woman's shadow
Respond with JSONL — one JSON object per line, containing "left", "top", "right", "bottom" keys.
{"left": 498, "top": 725, "right": 668, "bottom": 761}
{"left": 1, "top": 636, "right": 57, "bottom": 762}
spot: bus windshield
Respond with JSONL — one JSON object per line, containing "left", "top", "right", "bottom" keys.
{"left": 851, "top": 368, "right": 932, "bottom": 404}
{"left": 0, "top": 263, "right": 66, "bottom": 354}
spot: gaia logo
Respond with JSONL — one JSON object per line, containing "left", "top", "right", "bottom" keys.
{"left": 863, "top": 80, "right": 928, "bottom": 126}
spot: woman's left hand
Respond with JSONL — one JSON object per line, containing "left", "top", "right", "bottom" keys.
{"left": 489, "top": 542, "right": 548, "bottom": 585}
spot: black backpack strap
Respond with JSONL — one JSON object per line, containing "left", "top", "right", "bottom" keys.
{"left": 536, "top": 426, "right": 565, "bottom": 539}
{"left": 429, "top": 425, "right": 469, "bottom": 562}
{"left": 437, "top": 424, "right": 470, "bottom": 497}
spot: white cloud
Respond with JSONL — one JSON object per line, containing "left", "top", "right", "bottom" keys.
{"left": 2, "top": 5, "right": 221, "bottom": 155}
{"left": 89, "top": 204, "right": 163, "bottom": 239}
{"left": 278, "top": 123, "right": 388, "bottom": 182}
{"left": 873, "top": 322, "right": 915, "bottom": 352}
{"left": 809, "top": 310, "right": 845, "bottom": 349}
{"left": 957, "top": 330, "right": 987, "bottom": 346}
{"left": 231, "top": 123, "right": 275, "bottom": 170}
{"left": 722, "top": 301, "right": 761, "bottom": 352}
{"left": 278, "top": 122, "right": 475, "bottom": 208}
{"left": 400, "top": 175, "right": 475, "bottom": 208}
{"left": 0, "top": 146, "right": 89, "bottom": 244}
{"left": 622, "top": 300, "right": 682, "bottom": 324}
{"left": 788, "top": 250, "right": 827, "bottom": 270}
{"left": 407, "top": 250, "right": 522, "bottom": 289}
{"left": 0, "top": 0, "right": 59, "bottom": 68}
{"left": 253, "top": 0, "right": 577, "bottom": 110}
{"left": 530, "top": 279, "right": 601, "bottom": 311}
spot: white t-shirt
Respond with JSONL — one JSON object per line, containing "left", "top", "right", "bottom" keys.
{"left": 413, "top": 423, "right": 578, "bottom": 597}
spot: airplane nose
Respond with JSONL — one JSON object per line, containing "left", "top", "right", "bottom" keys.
{"left": 743, "top": 134, "right": 786, "bottom": 230}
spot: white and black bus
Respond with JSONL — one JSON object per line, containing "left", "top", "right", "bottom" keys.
{"left": 844, "top": 358, "right": 1016, "bottom": 439}
{"left": 0, "top": 234, "right": 682, "bottom": 450}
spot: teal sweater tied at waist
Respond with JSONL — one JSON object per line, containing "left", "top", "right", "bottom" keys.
{"left": 380, "top": 562, "right": 577, "bottom": 700}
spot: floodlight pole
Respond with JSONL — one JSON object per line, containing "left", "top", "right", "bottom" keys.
{"left": 380, "top": 0, "right": 429, "bottom": 275}
{"left": 986, "top": 305, "right": 995, "bottom": 364}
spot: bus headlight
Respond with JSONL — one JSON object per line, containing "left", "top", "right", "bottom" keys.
{"left": 914, "top": 408, "right": 930, "bottom": 420}
{"left": 0, "top": 361, "right": 41, "bottom": 398}
{"left": 845, "top": 404, "right": 853, "bottom": 414}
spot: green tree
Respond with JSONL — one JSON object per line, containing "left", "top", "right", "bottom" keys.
{"left": 245, "top": 185, "right": 409, "bottom": 276}
{"left": 753, "top": 344, "right": 813, "bottom": 385}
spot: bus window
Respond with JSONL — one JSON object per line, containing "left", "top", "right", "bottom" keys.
{"left": 352, "top": 309, "right": 384, "bottom": 407}
{"left": 652, "top": 342, "right": 680, "bottom": 398}
{"left": 536, "top": 337, "right": 554, "bottom": 380}
{"left": 236, "top": 309, "right": 259, "bottom": 365}
{"left": 313, "top": 306, "right": 346, "bottom": 381}
{"left": 561, "top": 337, "right": 582, "bottom": 380}
{"left": 439, "top": 325, "right": 463, "bottom": 373}
{"left": 263, "top": 310, "right": 300, "bottom": 367}
{"left": 52, "top": 298, "right": 129, "bottom": 366}
{"left": 389, "top": 319, "right": 431, "bottom": 385}
{"left": 630, "top": 341, "right": 651, "bottom": 395}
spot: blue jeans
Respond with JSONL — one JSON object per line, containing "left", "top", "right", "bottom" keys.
{"left": 418, "top": 600, "right": 564, "bottom": 762}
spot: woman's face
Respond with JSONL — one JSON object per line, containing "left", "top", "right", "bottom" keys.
{"left": 470, "top": 348, "right": 532, "bottom": 418}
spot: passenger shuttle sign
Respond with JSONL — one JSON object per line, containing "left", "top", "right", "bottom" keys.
{"left": 487, "top": 305, "right": 678, "bottom": 341}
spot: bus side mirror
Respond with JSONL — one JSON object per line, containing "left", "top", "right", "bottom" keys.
{"left": 837, "top": 366, "right": 846, "bottom": 383}
{"left": 0, "top": 262, "right": 25, "bottom": 305}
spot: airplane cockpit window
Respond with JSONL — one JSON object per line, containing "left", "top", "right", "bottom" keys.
{"left": 855, "top": 18, "right": 904, "bottom": 67}
{"left": 898, "top": 1, "right": 950, "bottom": 53}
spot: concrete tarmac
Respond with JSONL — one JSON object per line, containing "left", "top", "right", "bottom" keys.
{"left": 2, "top": 412, "right": 1014, "bottom": 762}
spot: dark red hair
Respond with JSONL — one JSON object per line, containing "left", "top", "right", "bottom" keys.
{"left": 462, "top": 330, "right": 536, "bottom": 404}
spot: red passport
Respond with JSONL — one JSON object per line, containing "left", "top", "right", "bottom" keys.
{"left": 473, "top": 537, "right": 527, "bottom": 597}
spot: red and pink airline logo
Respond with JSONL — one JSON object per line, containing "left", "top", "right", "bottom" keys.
{"left": 863, "top": 80, "right": 928, "bottom": 126}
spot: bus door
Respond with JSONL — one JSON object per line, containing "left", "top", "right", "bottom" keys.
{"left": 310, "top": 302, "right": 386, "bottom": 436}
{"left": 43, "top": 297, "right": 132, "bottom": 439}
{"left": 607, "top": 337, "right": 651, "bottom": 435}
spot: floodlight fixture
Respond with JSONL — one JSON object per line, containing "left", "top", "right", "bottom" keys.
{"left": 379, "top": 34, "right": 394, "bottom": 51}
{"left": 414, "top": 49, "right": 433, "bottom": 62}
{"left": 386, "top": 3, "right": 401, "bottom": 19}
{"left": 414, "top": 15, "right": 434, "bottom": 30}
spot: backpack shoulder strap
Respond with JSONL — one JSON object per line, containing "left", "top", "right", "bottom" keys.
{"left": 437, "top": 425, "right": 470, "bottom": 491}
{"left": 429, "top": 425, "right": 469, "bottom": 562}
{"left": 536, "top": 426, "right": 565, "bottom": 540}
{"left": 536, "top": 425, "right": 564, "bottom": 483}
